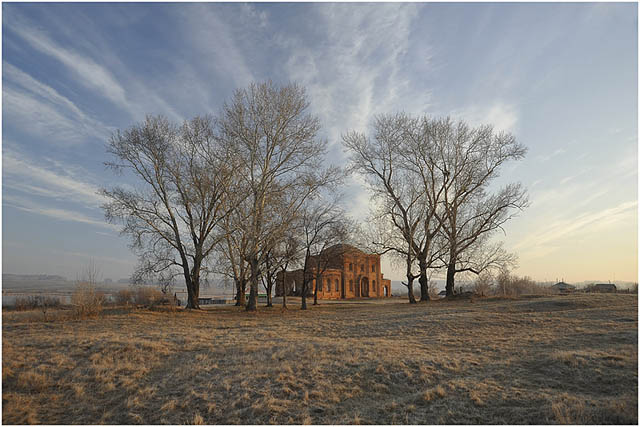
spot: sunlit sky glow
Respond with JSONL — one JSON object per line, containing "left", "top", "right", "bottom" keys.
{"left": 2, "top": 3, "right": 637, "bottom": 284}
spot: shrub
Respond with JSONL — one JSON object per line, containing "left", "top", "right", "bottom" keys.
{"left": 116, "top": 289, "right": 133, "bottom": 306}
{"left": 133, "top": 286, "right": 165, "bottom": 307}
{"left": 71, "top": 282, "right": 104, "bottom": 318}
{"left": 428, "top": 285, "right": 440, "bottom": 300}
{"left": 495, "top": 271, "right": 551, "bottom": 296}
{"left": 14, "top": 296, "right": 31, "bottom": 311}
{"left": 13, "top": 295, "right": 61, "bottom": 311}
{"left": 473, "top": 273, "right": 493, "bottom": 297}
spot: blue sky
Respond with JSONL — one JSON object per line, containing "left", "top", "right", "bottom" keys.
{"left": 2, "top": 2, "right": 637, "bottom": 283}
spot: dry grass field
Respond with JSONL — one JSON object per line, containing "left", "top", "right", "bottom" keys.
{"left": 2, "top": 293, "right": 637, "bottom": 424}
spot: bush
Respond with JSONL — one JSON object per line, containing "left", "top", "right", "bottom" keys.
{"left": 473, "top": 273, "right": 493, "bottom": 297}
{"left": 71, "top": 282, "right": 104, "bottom": 318}
{"left": 116, "top": 289, "right": 133, "bottom": 306}
{"left": 133, "top": 287, "right": 165, "bottom": 307}
{"left": 428, "top": 285, "right": 440, "bottom": 300}
{"left": 14, "top": 296, "right": 31, "bottom": 311}
{"left": 495, "top": 271, "right": 551, "bottom": 296}
{"left": 13, "top": 295, "right": 61, "bottom": 311}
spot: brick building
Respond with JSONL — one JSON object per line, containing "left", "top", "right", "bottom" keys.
{"left": 275, "top": 244, "right": 392, "bottom": 299}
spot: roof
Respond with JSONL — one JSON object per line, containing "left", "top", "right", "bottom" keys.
{"left": 552, "top": 282, "right": 576, "bottom": 289}
{"left": 310, "top": 244, "right": 374, "bottom": 270}
{"left": 320, "top": 244, "right": 367, "bottom": 256}
{"left": 594, "top": 283, "right": 616, "bottom": 288}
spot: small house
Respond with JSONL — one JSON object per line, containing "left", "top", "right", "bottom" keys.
{"left": 591, "top": 283, "right": 617, "bottom": 293}
{"left": 551, "top": 282, "right": 576, "bottom": 294}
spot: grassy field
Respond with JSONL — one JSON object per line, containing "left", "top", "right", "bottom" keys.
{"left": 2, "top": 293, "right": 637, "bottom": 424}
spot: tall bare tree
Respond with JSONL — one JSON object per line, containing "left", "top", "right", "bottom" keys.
{"left": 219, "top": 81, "right": 340, "bottom": 311}
{"left": 365, "top": 209, "right": 418, "bottom": 304}
{"left": 274, "top": 232, "right": 301, "bottom": 310}
{"left": 101, "top": 115, "right": 235, "bottom": 309}
{"left": 301, "top": 200, "right": 352, "bottom": 308}
{"left": 343, "top": 114, "right": 442, "bottom": 302}
{"left": 216, "top": 194, "right": 251, "bottom": 307}
{"left": 419, "top": 117, "right": 528, "bottom": 296}
{"left": 261, "top": 248, "right": 277, "bottom": 307}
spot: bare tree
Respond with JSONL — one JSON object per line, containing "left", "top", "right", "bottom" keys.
{"left": 101, "top": 115, "right": 235, "bottom": 309}
{"left": 364, "top": 208, "right": 418, "bottom": 304}
{"left": 72, "top": 259, "right": 105, "bottom": 318}
{"left": 274, "top": 233, "right": 301, "bottom": 310}
{"left": 219, "top": 81, "right": 340, "bottom": 311}
{"left": 473, "top": 271, "right": 493, "bottom": 297}
{"left": 261, "top": 248, "right": 276, "bottom": 307}
{"left": 343, "top": 114, "right": 443, "bottom": 302}
{"left": 309, "top": 203, "right": 352, "bottom": 307}
{"left": 295, "top": 199, "right": 350, "bottom": 309}
{"left": 421, "top": 117, "right": 528, "bottom": 296}
{"left": 215, "top": 198, "right": 251, "bottom": 307}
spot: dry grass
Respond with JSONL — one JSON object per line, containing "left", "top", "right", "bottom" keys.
{"left": 2, "top": 294, "right": 637, "bottom": 424}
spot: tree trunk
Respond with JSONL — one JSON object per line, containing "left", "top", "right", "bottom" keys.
{"left": 407, "top": 278, "right": 417, "bottom": 304}
{"left": 266, "top": 282, "right": 273, "bottom": 307}
{"left": 281, "top": 268, "right": 288, "bottom": 309}
{"left": 445, "top": 260, "right": 455, "bottom": 297}
{"left": 301, "top": 278, "right": 308, "bottom": 310}
{"left": 405, "top": 250, "right": 417, "bottom": 304}
{"left": 235, "top": 278, "right": 246, "bottom": 306}
{"left": 313, "top": 274, "right": 319, "bottom": 305}
{"left": 246, "top": 257, "right": 259, "bottom": 311}
{"left": 301, "top": 250, "right": 310, "bottom": 310}
{"left": 264, "top": 253, "right": 273, "bottom": 307}
{"left": 179, "top": 252, "right": 199, "bottom": 309}
{"left": 185, "top": 279, "right": 200, "bottom": 309}
{"left": 418, "top": 258, "right": 429, "bottom": 302}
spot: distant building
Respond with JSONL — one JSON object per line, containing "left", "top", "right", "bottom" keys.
{"left": 276, "top": 244, "right": 391, "bottom": 299}
{"left": 551, "top": 281, "right": 576, "bottom": 294}
{"left": 591, "top": 283, "right": 617, "bottom": 293}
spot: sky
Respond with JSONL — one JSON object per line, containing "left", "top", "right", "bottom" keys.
{"left": 2, "top": 2, "right": 638, "bottom": 284}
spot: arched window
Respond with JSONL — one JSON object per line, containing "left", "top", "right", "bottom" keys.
{"left": 360, "top": 264, "right": 364, "bottom": 272}
{"left": 349, "top": 263, "right": 353, "bottom": 271}
{"left": 349, "top": 280, "right": 353, "bottom": 291}
{"left": 326, "top": 279, "right": 330, "bottom": 292}
{"left": 373, "top": 280, "right": 376, "bottom": 292}
{"left": 335, "top": 279, "right": 339, "bottom": 292}
{"left": 372, "top": 265, "right": 376, "bottom": 272}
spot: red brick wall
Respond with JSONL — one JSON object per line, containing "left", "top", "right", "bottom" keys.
{"left": 276, "top": 247, "right": 392, "bottom": 299}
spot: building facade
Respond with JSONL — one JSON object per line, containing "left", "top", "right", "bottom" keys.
{"left": 275, "top": 244, "right": 392, "bottom": 299}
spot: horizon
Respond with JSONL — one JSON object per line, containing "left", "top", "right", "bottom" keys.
{"left": 2, "top": 3, "right": 638, "bottom": 283}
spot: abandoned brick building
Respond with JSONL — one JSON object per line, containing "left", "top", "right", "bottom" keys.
{"left": 275, "top": 244, "right": 392, "bottom": 299}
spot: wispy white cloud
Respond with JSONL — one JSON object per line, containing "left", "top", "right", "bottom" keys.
{"left": 7, "top": 22, "right": 132, "bottom": 115}
{"left": 3, "top": 194, "right": 115, "bottom": 230}
{"left": 450, "top": 102, "right": 519, "bottom": 133}
{"left": 284, "top": 4, "right": 427, "bottom": 141}
{"left": 3, "top": 148, "right": 106, "bottom": 208}
{"left": 536, "top": 147, "right": 566, "bottom": 162}
{"left": 4, "top": 12, "right": 184, "bottom": 123}
{"left": 512, "top": 200, "right": 637, "bottom": 258}
{"left": 3, "top": 62, "right": 113, "bottom": 144}
{"left": 180, "top": 4, "right": 255, "bottom": 90}
{"left": 280, "top": 4, "right": 428, "bottom": 221}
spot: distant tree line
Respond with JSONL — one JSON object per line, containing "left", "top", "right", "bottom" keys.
{"left": 101, "top": 81, "right": 527, "bottom": 310}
